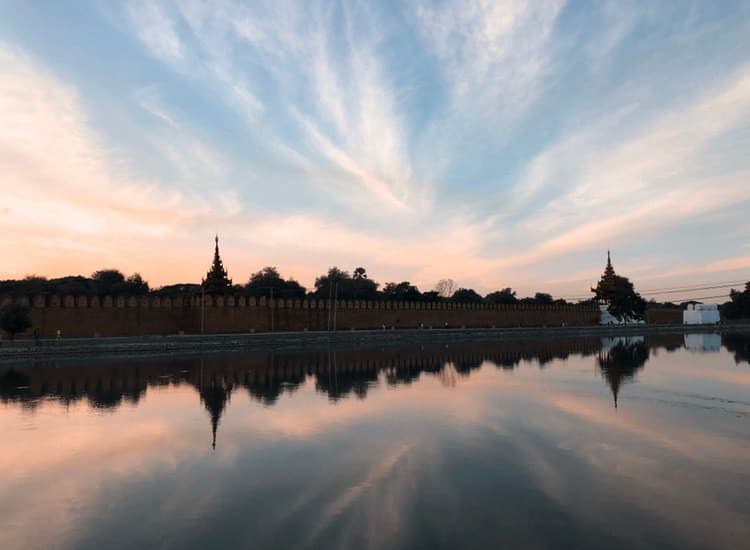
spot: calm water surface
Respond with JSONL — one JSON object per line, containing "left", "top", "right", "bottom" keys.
{"left": 1, "top": 333, "right": 749, "bottom": 549}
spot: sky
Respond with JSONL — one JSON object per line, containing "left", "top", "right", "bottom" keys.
{"left": 1, "top": 0, "right": 749, "bottom": 301}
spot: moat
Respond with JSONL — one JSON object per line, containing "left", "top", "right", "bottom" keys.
{"left": 2, "top": 332, "right": 749, "bottom": 549}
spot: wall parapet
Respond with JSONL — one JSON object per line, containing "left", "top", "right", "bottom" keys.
{"left": 3, "top": 293, "right": 601, "bottom": 312}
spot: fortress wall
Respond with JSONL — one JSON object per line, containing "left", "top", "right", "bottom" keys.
{"left": 645, "top": 308, "right": 683, "bottom": 325}
{"left": 5, "top": 295, "right": 600, "bottom": 338}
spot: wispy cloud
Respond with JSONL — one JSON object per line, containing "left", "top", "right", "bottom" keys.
{"left": 0, "top": 45, "right": 232, "bottom": 278}
{"left": 127, "top": 0, "right": 184, "bottom": 63}
{"left": 2, "top": 1, "right": 750, "bottom": 293}
{"left": 416, "top": 0, "right": 564, "bottom": 108}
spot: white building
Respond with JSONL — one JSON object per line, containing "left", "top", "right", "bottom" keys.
{"left": 683, "top": 303, "right": 720, "bottom": 325}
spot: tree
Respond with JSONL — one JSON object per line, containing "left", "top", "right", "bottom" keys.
{"left": 533, "top": 292, "right": 554, "bottom": 305}
{"left": 126, "top": 273, "right": 149, "bottom": 294}
{"left": 382, "top": 281, "right": 422, "bottom": 301}
{"left": 722, "top": 282, "right": 750, "bottom": 319}
{"left": 92, "top": 269, "right": 125, "bottom": 291}
{"left": 246, "top": 266, "right": 306, "bottom": 298}
{"left": 484, "top": 288, "right": 518, "bottom": 304}
{"left": 434, "top": 279, "right": 456, "bottom": 299}
{"left": 350, "top": 267, "right": 379, "bottom": 299}
{"left": 314, "top": 267, "right": 351, "bottom": 299}
{"left": 451, "top": 288, "right": 483, "bottom": 303}
{"left": 92, "top": 269, "right": 149, "bottom": 295}
{"left": 314, "top": 267, "right": 378, "bottom": 300}
{"left": 0, "top": 303, "right": 32, "bottom": 340}
{"left": 606, "top": 276, "right": 646, "bottom": 322}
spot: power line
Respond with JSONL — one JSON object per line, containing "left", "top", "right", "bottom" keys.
{"left": 655, "top": 293, "right": 731, "bottom": 302}
{"left": 562, "top": 279, "right": 747, "bottom": 301}
{"left": 641, "top": 283, "right": 741, "bottom": 296}
{"left": 632, "top": 279, "right": 746, "bottom": 294}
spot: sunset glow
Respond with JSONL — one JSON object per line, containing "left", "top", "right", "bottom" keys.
{"left": 1, "top": 1, "right": 749, "bottom": 298}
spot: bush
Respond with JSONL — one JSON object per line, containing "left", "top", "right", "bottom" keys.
{"left": 0, "top": 302, "right": 32, "bottom": 340}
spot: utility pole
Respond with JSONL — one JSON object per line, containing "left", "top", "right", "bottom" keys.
{"left": 327, "top": 282, "right": 333, "bottom": 332}
{"left": 201, "top": 283, "right": 205, "bottom": 335}
{"left": 333, "top": 282, "right": 338, "bottom": 332}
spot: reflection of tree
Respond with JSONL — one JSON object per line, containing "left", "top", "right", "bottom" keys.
{"left": 315, "top": 367, "right": 379, "bottom": 401}
{"left": 723, "top": 333, "right": 750, "bottom": 366}
{"left": 0, "top": 368, "right": 30, "bottom": 403}
{"left": 597, "top": 340, "right": 650, "bottom": 408}
{"left": 245, "top": 370, "right": 304, "bottom": 406}
{"left": 438, "top": 362, "right": 458, "bottom": 388}
{"left": 1, "top": 336, "right": 677, "bottom": 445}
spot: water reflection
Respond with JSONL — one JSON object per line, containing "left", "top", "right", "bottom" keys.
{"left": 597, "top": 337, "right": 650, "bottom": 408}
{"left": 2, "top": 333, "right": 747, "bottom": 448}
{"left": 1, "top": 332, "right": 749, "bottom": 549}
{"left": 723, "top": 332, "right": 750, "bottom": 364}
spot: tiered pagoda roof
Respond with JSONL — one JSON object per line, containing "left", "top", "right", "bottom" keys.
{"left": 592, "top": 250, "right": 619, "bottom": 302}
{"left": 202, "top": 235, "right": 233, "bottom": 294}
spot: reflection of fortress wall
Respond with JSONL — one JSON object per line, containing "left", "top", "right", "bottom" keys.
{"left": 0, "top": 339, "right": 602, "bottom": 406}
{"left": 4, "top": 294, "right": 601, "bottom": 338}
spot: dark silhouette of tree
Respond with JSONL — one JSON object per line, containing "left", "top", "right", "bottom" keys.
{"left": 314, "top": 267, "right": 350, "bottom": 298}
{"left": 484, "top": 288, "right": 518, "bottom": 304}
{"left": 518, "top": 292, "right": 557, "bottom": 305}
{"left": 721, "top": 282, "right": 750, "bottom": 319}
{"left": 126, "top": 273, "right": 149, "bottom": 293}
{"left": 314, "top": 267, "right": 378, "bottom": 300}
{"left": 382, "top": 281, "right": 422, "bottom": 301}
{"left": 91, "top": 269, "right": 149, "bottom": 295}
{"left": 152, "top": 283, "right": 202, "bottom": 297}
{"left": 0, "top": 303, "right": 32, "bottom": 340}
{"left": 350, "top": 267, "right": 379, "bottom": 299}
{"left": 452, "top": 288, "right": 482, "bottom": 303}
{"left": 533, "top": 292, "right": 553, "bottom": 305}
{"left": 92, "top": 269, "right": 125, "bottom": 291}
{"left": 245, "top": 266, "right": 306, "bottom": 298}
{"left": 606, "top": 276, "right": 646, "bottom": 322}
{"left": 421, "top": 290, "right": 441, "bottom": 302}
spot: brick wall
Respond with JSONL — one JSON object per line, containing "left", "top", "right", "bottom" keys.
{"left": 0, "top": 294, "right": 600, "bottom": 338}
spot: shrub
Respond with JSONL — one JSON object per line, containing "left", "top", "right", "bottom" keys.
{"left": 0, "top": 302, "right": 32, "bottom": 340}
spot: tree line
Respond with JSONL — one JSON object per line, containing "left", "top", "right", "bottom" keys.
{"left": 3, "top": 268, "right": 750, "bottom": 339}
{"left": 0, "top": 266, "right": 571, "bottom": 305}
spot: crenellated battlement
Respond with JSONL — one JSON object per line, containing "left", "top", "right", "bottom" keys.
{"left": 6, "top": 293, "right": 598, "bottom": 313}
{"left": 1, "top": 293, "right": 601, "bottom": 339}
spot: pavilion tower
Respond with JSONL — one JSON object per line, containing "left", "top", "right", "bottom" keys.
{"left": 202, "top": 235, "right": 233, "bottom": 294}
{"left": 592, "top": 250, "right": 619, "bottom": 303}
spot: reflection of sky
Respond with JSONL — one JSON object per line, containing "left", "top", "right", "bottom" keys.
{"left": 1, "top": 340, "right": 750, "bottom": 549}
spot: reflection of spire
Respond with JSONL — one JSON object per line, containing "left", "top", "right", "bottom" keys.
{"left": 211, "top": 408, "right": 218, "bottom": 450}
{"left": 198, "top": 374, "right": 232, "bottom": 451}
{"left": 597, "top": 339, "right": 649, "bottom": 409}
